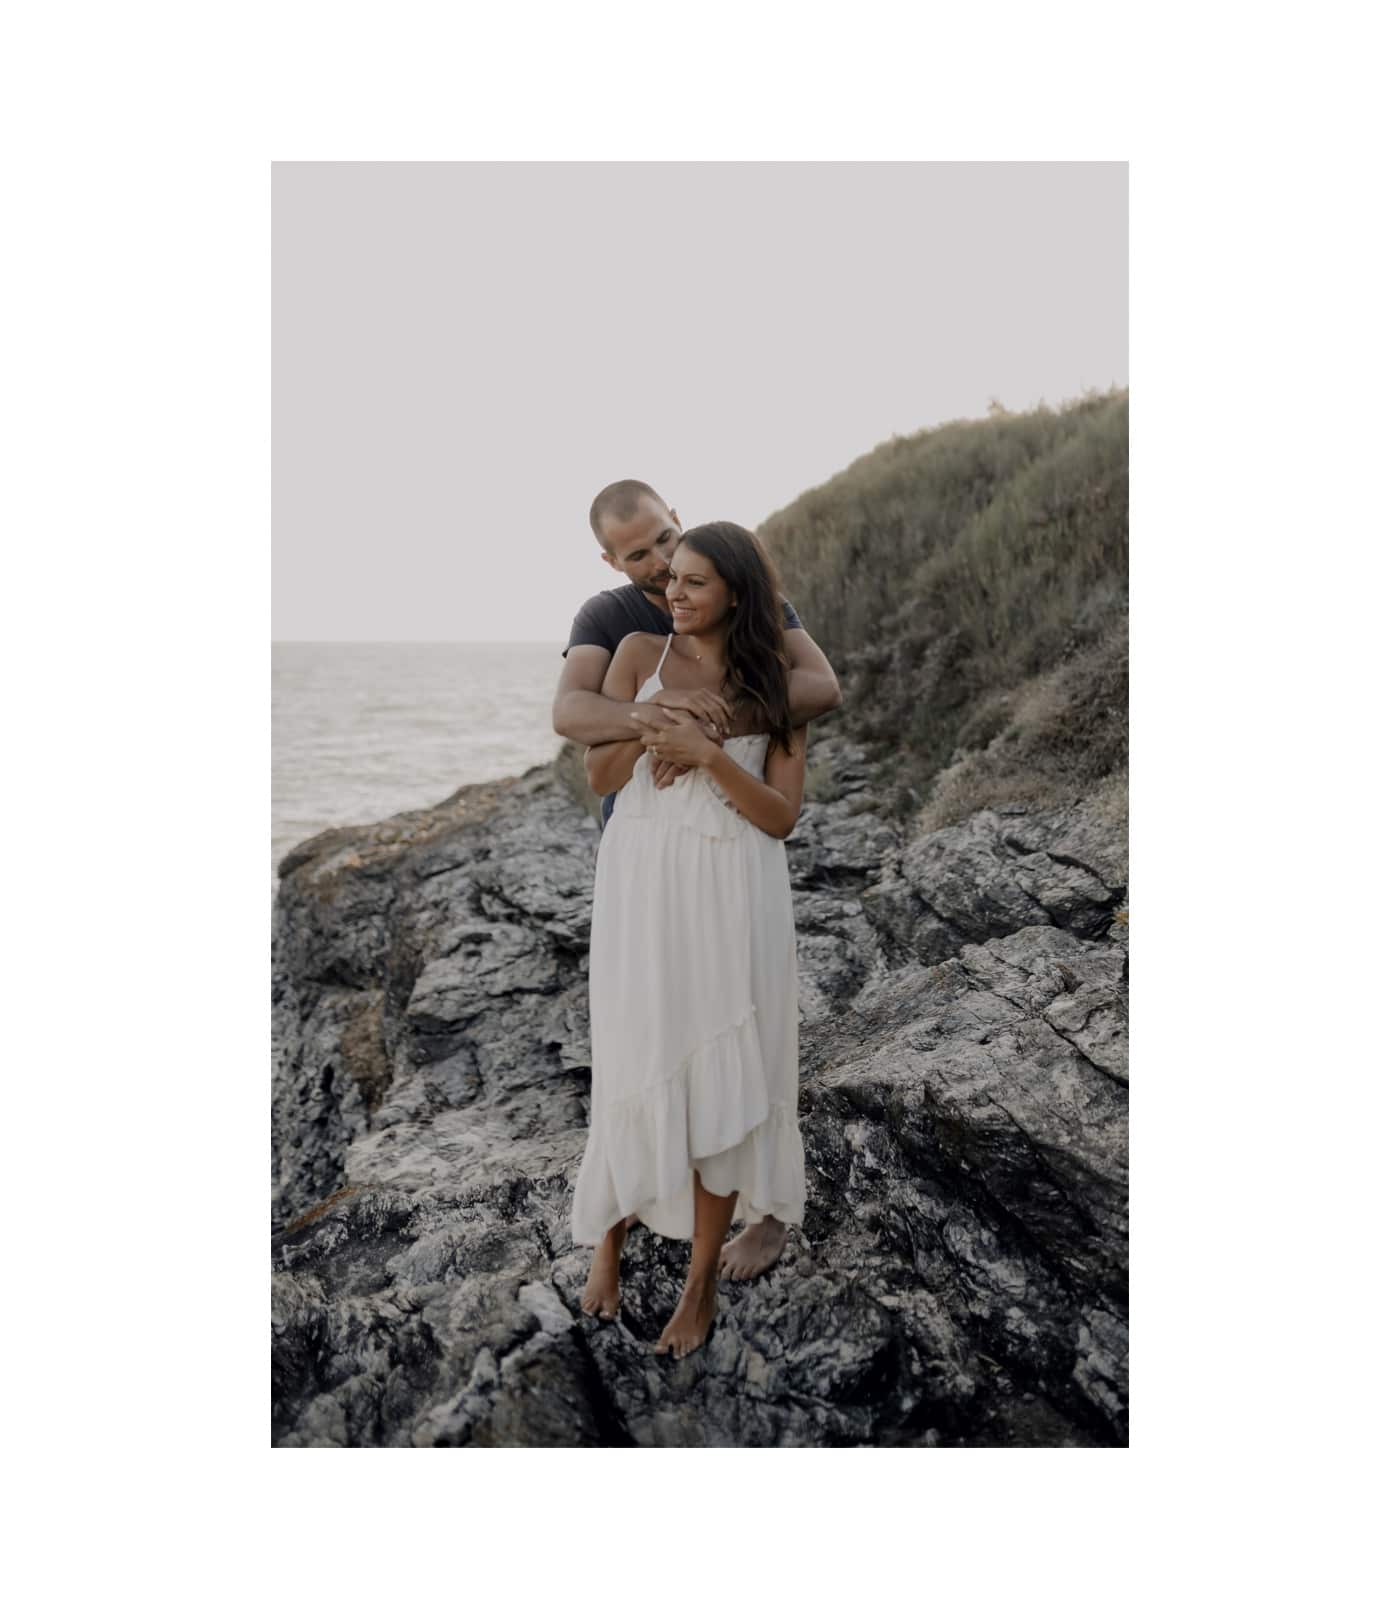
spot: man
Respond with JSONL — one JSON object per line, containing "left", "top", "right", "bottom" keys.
{"left": 553, "top": 479, "right": 842, "bottom": 828}
{"left": 553, "top": 479, "right": 841, "bottom": 1286}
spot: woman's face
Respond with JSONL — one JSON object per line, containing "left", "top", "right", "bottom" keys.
{"left": 665, "top": 543, "right": 735, "bottom": 634}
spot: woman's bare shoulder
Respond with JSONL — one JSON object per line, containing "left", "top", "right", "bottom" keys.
{"left": 615, "top": 631, "right": 665, "bottom": 668}
{"left": 600, "top": 631, "right": 665, "bottom": 700}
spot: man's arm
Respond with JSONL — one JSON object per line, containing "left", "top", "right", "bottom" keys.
{"left": 784, "top": 629, "right": 843, "bottom": 725}
{"left": 553, "top": 645, "right": 645, "bottom": 745}
{"left": 583, "top": 636, "right": 651, "bottom": 795}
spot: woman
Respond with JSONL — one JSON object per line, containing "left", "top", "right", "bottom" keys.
{"left": 570, "top": 522, "right": 808, "bottom": 1359}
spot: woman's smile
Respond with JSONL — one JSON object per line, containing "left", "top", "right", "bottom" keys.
{"left": 666, "top": 542, "right": 736, "bottom": 633}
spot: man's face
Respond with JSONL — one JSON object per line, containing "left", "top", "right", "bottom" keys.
{"left": 599, "top": 499, "right": 682, "bottom": 600}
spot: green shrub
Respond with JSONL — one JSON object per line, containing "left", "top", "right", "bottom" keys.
{"left": 761, "top": 391, "right": 1127, "bottom": 820}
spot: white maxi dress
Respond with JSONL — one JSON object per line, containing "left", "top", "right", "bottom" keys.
{"left": 570, "top": 635, "right": 807, "bottom": 1244}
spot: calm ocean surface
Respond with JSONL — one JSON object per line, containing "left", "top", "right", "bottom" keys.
{"left": 272, "top": 642, "right": 565, "bottom": 876}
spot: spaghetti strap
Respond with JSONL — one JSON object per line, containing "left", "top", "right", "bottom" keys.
{"left": 634, "top": 629, "right": 676, "bottom": 703}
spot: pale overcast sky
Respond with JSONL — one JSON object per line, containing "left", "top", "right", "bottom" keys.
{"left": 273, "top": 162, "right": 1126, "bottom": 642}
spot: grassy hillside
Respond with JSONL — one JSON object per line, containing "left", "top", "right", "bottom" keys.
{"left": 760, "top": 391, "right": 1127, "bottom": 826}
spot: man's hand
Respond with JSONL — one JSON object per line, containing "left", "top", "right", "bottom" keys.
{"left": 649, "top": 685, "right": 733, "bottom": 738}
{"left": 629, "top": 706, "right": 721, "bottom": 770}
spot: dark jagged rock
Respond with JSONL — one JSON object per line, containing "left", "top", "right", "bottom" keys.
{"left": 860, "top": 801, "right": 1126, "bottom": 966}
{"left": 272, "top": 739, "right": 1127, "bottom": 1447}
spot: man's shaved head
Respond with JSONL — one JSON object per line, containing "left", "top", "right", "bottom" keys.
{"left": 588, "top": 479, "right": 667, "bottom": 548}
{"left": 587, "top": 479, "right": 682, "bottom": 598}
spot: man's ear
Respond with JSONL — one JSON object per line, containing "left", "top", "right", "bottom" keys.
{"left": 601, "top": 549, "right": 621, "bottom": 573}
{"left": 669, "top": 508, "right": 681, "bottom": 529}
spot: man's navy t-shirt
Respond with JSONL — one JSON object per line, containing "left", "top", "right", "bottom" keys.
{"left": 562, "top": 583, "right": 803, "bottom": 826}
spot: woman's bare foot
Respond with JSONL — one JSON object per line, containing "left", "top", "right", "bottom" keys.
{"left": 654, "top": 1274, "right": 719, "bottom": 1358}
{"left": 717, "top": 1215, "right": 787, "bottom": 1280}
{"left": 580, "top": 1216, "right": 634, "bottom": 1320}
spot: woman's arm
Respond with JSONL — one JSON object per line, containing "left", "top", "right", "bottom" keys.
{"left": 634, "top": 716, "right": 808, "bottom": 839}
{"left": 583, "top": 636, "right": 652, "bottom": 796}
{"left": 708, "top": 725, "right": 808, "bottom": 838}
{"left": 586, "top": 738, "right": 646, "bottom": 797}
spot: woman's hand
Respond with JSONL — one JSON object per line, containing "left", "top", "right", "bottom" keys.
{"left": 650, "top": 757, "right": 691, "bottom": 790}
{"left": 628, "top": 707, "right": 722, "bottom": 770}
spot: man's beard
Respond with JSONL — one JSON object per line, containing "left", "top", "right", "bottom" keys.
{"left": 639, "top": 577, "right": 669, "bottom": 599}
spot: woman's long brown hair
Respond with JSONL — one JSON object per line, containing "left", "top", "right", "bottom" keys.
{"left": 675, "top": 522, "right": 793, "bottom": 754}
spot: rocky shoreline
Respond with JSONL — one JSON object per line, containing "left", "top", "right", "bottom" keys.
{"left": 271, "top": 737, "right": 1127, "bottom": 1447}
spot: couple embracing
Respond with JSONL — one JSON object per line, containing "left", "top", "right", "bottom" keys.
{"left": 552, "top": 480, "right": 842, "bottom": 1358}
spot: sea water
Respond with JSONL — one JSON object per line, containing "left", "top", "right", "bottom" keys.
{"left": 272, "top": 641, "right": 565, "bottom": 877}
